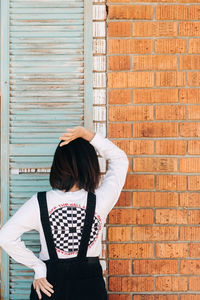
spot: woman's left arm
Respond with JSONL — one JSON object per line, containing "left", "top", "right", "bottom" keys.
{"left": 0, "top": 194, "right": 47, "bottom": 280}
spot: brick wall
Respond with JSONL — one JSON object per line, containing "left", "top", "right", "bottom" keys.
{"left": 107, "top": 1, "right": 200, "bottom": 300}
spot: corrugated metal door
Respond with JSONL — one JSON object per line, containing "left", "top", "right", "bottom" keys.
{"left": 1, "top": 0, "right": 93, "bottom": 298}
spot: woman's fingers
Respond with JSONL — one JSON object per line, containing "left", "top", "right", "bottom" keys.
{"left": 59, "top": 139, "right": 73, "bottom": 147}
{"left": 59, "top": 134, "right": 74, "bottom": 140}
{"left": 35, "top": 286, "right": 42, "bottom": 299}
{"left": 39, "top": 284, "right": 52, "bottom": 297}
{"left": 43, "top": 278, "right": 54, "bottom": 288}
{"left": 59, "top": 134, "right": 77, "bottom": 146}
{"left": 35, "top": 285, "right": 53, "bottom": 298}
{"left": 33, "top": 278, "right": 54, "bottom": 299}
{"left": 59, "top": 126, "right": 85, "bottom": 146}
{"left": 40, "top": 278, "right": 54, "bottom": 291}
{"left": 61, "top": 132, "right": 72, "bottom": 137}
{"left": 66, "top": 128, "right": 74, "bottom": 131}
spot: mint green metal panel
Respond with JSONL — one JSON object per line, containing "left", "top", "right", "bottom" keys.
{"left": 1, "top": 0, "right": 93, "bottom": 298}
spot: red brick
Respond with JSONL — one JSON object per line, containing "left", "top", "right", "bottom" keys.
{"left": 109, "top": 296, "right": 131, "bottom": 300}
{"left": 180, "top": 226, "right": 200, "bottom": 240}
{"left": 156, "top": 175, "right": 187, "bottom": 191}
{"left": 156, "top": 140, "right": 187, "bottom": 155}
{"left": 179, "top": 22, "right": 200, "bottom": 36}
{"left": 132, "top": 226, "right": 179, "bottom": 241}
{"left": 156, "top": 209, "right": 187, "bottom": 224}
{"left": 188, "top": 105, "right": 200, "bottom": 120}
{"left": 133, "top": 296, "right": 178, "bottom": 300}
{"left": 109, "top": 260, "right": 131, "bottom": 275}
{"left": 180, "top": 158, "right": 200, "bottom": 172}
{"left": 189, "top": 243, "right": 200, "bottom": 257}
{"left": 180, "top": 193, "right": 200, "bottom": 207}
{"left": 180, "top": 88, "right": 200, "bottom": 103}
{"left": 108, "top": 243, "right": 154, "bottom": 259}
{"left": 133, "top": 89, "right": 178, "bottom": 103}
{"left": 156, "top": 71, "right": 185, "bottom": 87}
{"left": 133, "top": 157, "right": 178, "bottom": 172}
{"left": 108, "top": 39, "right": 153, "bottom": 54}
{"left": 181, "top": 260, "right": 200, "bottom": 274}
{"left": 180, "top": 122, "right": 200, "bottom": 137}
{"left": 188, "top": 72, "right": 200, "bottom": 86}
{"left": 109, "top": 5, "right": 153, "bottom": 19}
{"left": 155, "top": 39, "right": 187, "bottom": 53}
{"left": 109, "top": 277, "right": 122, "bottom": 292}
{"left": 155, "top": 276, "right": 187, "bottom": 291}
{"left": 108, "top": 227, "right": 131, "bottom": 241}
{"left": 180, "top": 55, "right": 200, "bottom": 70}
{"left": 108, "top": 0, "right": 130, "bottom": 2}
{"left": 188, "top": 176, "right": 200, "bottom": 191}
{"left": 115, "top": 191, "right": 131, "bottom": 207}
{"left": 188, "top": 141, "right": 200, "bottom": 154}
{"left": 155, "top": 243, "right": 188, "bottom": 258}
{"left": 108, "top": 56, "right": 130, "bottom": 71}
{"left": 108, "top": 123, "right": 132, "bottom": 138}
{"left": 188, "top": 5, "right": 200, "bottom": 20}
{"left": 188, "top": 210, "right": 200, "bottom": 224}
{"left": 108, "top": 72, "right": 154, "bottom": 88}
{"left": 189, "top": 276, "right": 200, "bottom": 291}
{"left": 133, "top": 192, "right": 179, "bottom": 207}
{"left": 180, "top": 295, "right": 200, "bottom": 300}
{"left": 108, "top": 22, "right": 131, "bottom": 37}
{"left": 189, "top": 39, "right": 200, "bottom": 53}
{"left": 109, "top": 106, "right": 153, "bottom": 121}
{"left": 133, "top": 259, "right": 178, "bottom": 274}
{"left": 125, "top": 174, "right": 154, "bottom": 189}
{"left": 133, "top": 122, "right": 178, "bottom": 137}
{"left": 132, "top": 22, "right": 177, "bottom": 37}
{"left": 109, "top": 276, "right": 154, "bottom": 292}
{"left": 132, "top": 55, "right": 177, "bottom": 70}
{"left": 112, "top": 140, "right": 154, "bottom": 155}
{"left": 127, "top": 157, "right": 131, "bottom": 173}
{"left": 133, "top": 0, "right": 199, "bottom": 1}
{"left": 108, "top": 89, "right": 131, "bottom": 104}
{"left": 109, "top": 209, "right": 153, "bottom": 225}
{"left": 155, "top": 105, "right": 186, "bottom": 120}
{"left": 156, "top": 5, "right": 188, "bottom": 20}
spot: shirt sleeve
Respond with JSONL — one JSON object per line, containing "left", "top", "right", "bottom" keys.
{"left": 0, "top": 193, "right": 47, "bottom": 280}
{"left": 90, "top": 132, "right": 129, "bottom": 216}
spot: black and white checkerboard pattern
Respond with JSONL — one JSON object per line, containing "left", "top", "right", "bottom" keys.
{"left": 49, "top": 206, "right": 100, "bottom": 253}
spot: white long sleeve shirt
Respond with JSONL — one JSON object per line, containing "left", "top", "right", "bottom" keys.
{"left": 0, "top": 132, "right": 129, "bottom": 280}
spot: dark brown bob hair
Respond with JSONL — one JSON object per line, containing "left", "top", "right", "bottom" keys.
{"left": 49, "top": 137, "right": 101, "bottom": 193}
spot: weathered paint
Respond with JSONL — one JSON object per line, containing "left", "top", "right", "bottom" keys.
{"left": 1, "top": 0, "right": 93, "bottom": 298}
{"left": 1, "top": 0, "right": 10, "bottom": 298}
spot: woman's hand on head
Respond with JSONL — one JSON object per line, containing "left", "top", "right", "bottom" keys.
{"left": 33, "top": 277, "right": 54, "bottom": 299}
{"left": 59, "top": 126, "right": 95, "bottom": 146}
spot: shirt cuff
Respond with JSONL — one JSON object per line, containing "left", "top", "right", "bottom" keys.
{"left": 33, "top": 261, "right": 47, "bottom": 280}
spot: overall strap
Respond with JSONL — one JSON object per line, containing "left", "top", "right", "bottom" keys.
{"left": 77, "top": 191, "right": 96, "bottom": 260}
{"left": 37, "top": 191, "right": 58, "bottom": 261}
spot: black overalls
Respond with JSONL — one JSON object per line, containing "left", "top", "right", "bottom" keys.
{"left": 30, "top": 191, "right": 108, "bottom": 300}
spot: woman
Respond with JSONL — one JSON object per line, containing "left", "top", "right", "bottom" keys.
{"left": 0, "top": 126, "right": 129, "bottom": 299}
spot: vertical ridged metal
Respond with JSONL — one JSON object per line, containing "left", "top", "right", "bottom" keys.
{"left": 1, "top": 0, "right": 10, "bottom": 297}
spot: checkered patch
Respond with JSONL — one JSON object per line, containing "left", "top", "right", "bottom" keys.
{"left": 49, "top": 206, "right": 100, "bottom": 253}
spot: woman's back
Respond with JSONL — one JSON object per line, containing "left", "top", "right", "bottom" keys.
{"left": 0, "top": 131, "right": 129, "bottom": 282}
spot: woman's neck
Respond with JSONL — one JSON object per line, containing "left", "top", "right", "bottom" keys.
{"left": 62, "top": 185, "right": 79, "bottom": 192}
